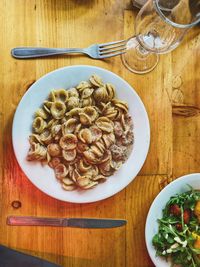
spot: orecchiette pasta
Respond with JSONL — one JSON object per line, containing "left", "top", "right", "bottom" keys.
{"left": 62, "top": 118, "right": 78, "bottom": 135}
{"left": 32, "top": 117, "right": 47, "bottom": 134}
{"left": 27, "top": 143, "right": 47, "bottom": 161}
{"left": 89, "top": 74, "right": 103, "bottom": 87}
{"left": 78, "top": 128, "right": 93, "bottom": 144}
{"left": 79, "top": 113, "right": 92, "bottom": 125}
{"left": 66, "top": 97, "right": 79, "bottom": 110}
{"left": 68, "top": 88, "right": 79, "bottom": 98}
{"left": 35, "top": 108, "right": 49, "bottom": 120}
{"left": 53, "top": 89, "right": 69, "bottom": 102}
{"left": 40, "top": 129, "right": 52, "bottom": 144}
{"left": 47, "top": 143, "right": 61, "bottom": 157}
{"left": 54, "top": 163, "right": 68, "bottom": 179}
{"left": 27, "top": 75, "right": 134, "bottom": 191}
{"left": 59, "top": 134, "right": 77, "bottom": 150}
{"left": 50, "top": 101, "right": 66, "bottom": 119}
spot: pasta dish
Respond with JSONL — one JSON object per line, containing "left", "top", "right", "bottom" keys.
{"left": 27, "top": 75, "right": 134, "bottom": 191}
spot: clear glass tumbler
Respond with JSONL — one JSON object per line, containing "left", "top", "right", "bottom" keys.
{"left": 122, "top": 0, "right": 200, "bottom": 74}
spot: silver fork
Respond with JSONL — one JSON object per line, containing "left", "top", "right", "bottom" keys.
{"left": 11, "top": 39, "right": 127, "bottom": 59}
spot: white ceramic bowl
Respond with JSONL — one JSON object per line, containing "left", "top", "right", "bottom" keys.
{"left": 145, "top": 173, "right": 200, "bottom": 267}
{"left": 12, "top": 65, "right": 150, "bottom": 203}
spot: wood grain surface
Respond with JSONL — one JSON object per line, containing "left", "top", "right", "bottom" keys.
{"left": 0, "top": 1, "right": 199, "bottom": 267}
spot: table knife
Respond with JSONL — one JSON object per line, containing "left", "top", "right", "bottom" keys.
{"left": 7, "top": 216, "right": 127, "bottom": 228}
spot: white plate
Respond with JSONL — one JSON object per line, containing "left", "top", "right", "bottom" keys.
{"left": 145, "top": 173, "right": 200, "bottom": 267}
{"left": 12, "top": 65, "right": 150, "bottom": 203}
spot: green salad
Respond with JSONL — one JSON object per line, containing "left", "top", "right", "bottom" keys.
{"left": 152, "top": 187, "right": 200, "bottom": 267}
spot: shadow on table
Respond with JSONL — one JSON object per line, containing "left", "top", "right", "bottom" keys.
{"left": 1, "top": 245, "right": 114, "bottom": 267}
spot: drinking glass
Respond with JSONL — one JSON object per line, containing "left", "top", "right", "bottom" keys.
{"left": 122, "top": 0, "right": 200, "bottom": 74}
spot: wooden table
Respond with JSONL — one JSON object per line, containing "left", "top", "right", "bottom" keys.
{"left": 0, "top": 1, "right": 199, "bottom": 266}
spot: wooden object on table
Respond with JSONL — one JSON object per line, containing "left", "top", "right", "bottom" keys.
{"left": 0, "top": 1, "right": 199, "bottom": 267}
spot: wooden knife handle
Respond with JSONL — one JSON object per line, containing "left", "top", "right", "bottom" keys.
{"left": 7, "top": 216, "right": 64, "bottom": 226}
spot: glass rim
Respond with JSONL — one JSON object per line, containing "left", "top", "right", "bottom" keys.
{"left": 153, "top": 0, "right": 200, "bottom": 29}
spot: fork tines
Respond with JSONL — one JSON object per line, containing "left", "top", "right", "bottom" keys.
{"left": 98, "top": 39, "right": 127, "bottom": 59}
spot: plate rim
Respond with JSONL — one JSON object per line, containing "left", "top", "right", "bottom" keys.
{"left": 12, "top": 65, "right": 151, "bottom": 203}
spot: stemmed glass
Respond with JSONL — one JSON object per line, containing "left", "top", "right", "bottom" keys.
{"left": 122, "top": 0, "right": 200, "bottom": 74}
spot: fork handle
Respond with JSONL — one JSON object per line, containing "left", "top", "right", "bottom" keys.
{"left": 11, "top": 47, "right": 85, "bottom": 58}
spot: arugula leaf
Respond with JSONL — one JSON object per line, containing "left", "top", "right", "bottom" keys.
{"left": 152, "top": 188, "right": 200, "bottom": 267}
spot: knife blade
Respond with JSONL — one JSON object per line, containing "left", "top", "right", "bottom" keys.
{"left": 7, "top": 216, "right": 127, "bottom": 228}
